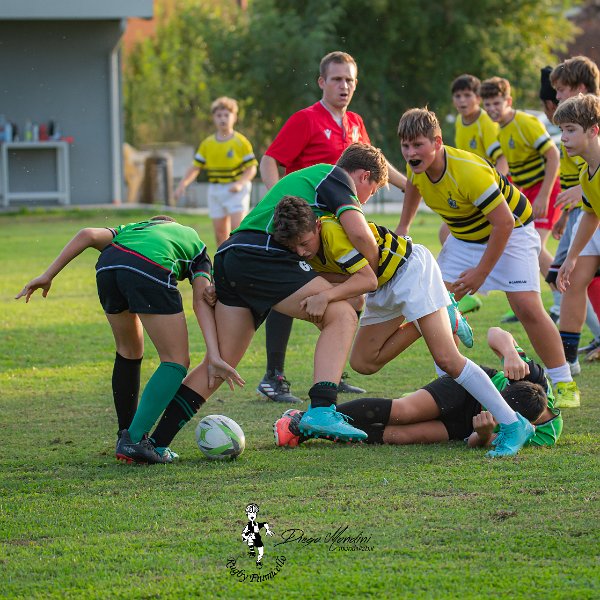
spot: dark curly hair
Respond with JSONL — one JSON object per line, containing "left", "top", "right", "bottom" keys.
{"left": 272, "top": 196, "right": 318, "bottom": 247}
{"left": 500, "top": 380, "right": 547, "bottom": 422}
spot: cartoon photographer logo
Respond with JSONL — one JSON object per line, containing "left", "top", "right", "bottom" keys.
{"left": 241, "top": 503, "right": 274, "bottom": 568}
{"left": 226, "top": 503, "right": 286, "bottom": 583}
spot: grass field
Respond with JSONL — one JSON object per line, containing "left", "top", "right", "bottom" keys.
{"left": 1, "top": 208, "right": 599, "bottom": 599}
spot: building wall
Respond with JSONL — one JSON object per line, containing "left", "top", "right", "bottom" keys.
{"left": 0, "top": 20, "right": 123, "bottom": 205}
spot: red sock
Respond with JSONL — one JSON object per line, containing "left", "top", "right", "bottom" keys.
{"left": 587, "top": 277, "right": 600, "bottom": 322}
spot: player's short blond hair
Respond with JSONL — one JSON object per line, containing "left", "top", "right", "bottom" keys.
{"left": 397, "top": 108, "right": 442, "bottom": 142}
{"left": 553, "top": 94, "right": 600, "bottom": 130}
{"left": 319, "top": 51, "right": 357, "bottom": 79}
{"left": 550, "top": 56, "right": 600, "bottom": 95}
{"left": 210, "top": 96, "right": 238, "bottom": 114}
{"left": 336, "top": 143, "right": 388, "bottom": 187}
{"left": 480, "top": 77, "right": 511, "bottom": 99}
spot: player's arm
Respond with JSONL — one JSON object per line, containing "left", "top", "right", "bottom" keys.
{"left": 487, "top": 326, "right": 529, "bottom": 380}
{"left": 15, "top": 227, "right": 113, "bottom": 302}
{"left": 229, "top": 164, "right": 257, "bottom": 193}
{"left": 557, "top": 210, "right": 600, "bottom": 293}
{"left": 175, "top": 164, "right": 202, "bottom": 199}
{"left": 452, "top": 201, "right": 513, "bottom": 299}
{"left": 531, "top": 144, "right": 560, "bottom": 219}
{"left": 301, "top": 264, "right": 377, "bottom": 322}
{"left": 467, "top": 411, "right": 497, "bottom": 447}
{"left": 259, "top": 155, "right": 282, "bottom": 190}
{"left": 191, "top": 275, "right": 245, "bottom": 391}
{"left": 555, "top": 184, "right": 583, "bottom": 209}
{"left": 386, "top": 161, "right": 407, "bottom": 191}
{"left": 494, "top": 154, "right": 509, "bottom": 176}
{"left": 395, "top": 179, "right": 421, "bottom": 236}
{"left": 338, "top": 209, "right": 379, "bottom": 275}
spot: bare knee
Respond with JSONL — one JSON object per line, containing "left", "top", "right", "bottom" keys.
{"left": 324, "top": 300, "right": 358, "bottom": 329}
{"left": 115, "top": 340, "right": 144, "bottom": 360}
{"left": 349, "top": 353, "right": 381, "bottom": 375}
{"left": 431, "top": 350, "right": 465, "bottom": 378}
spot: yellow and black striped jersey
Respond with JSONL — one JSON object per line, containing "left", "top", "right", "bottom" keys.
{"left": 580, "top": 162, "right": 600, "bottom": 217}
{"left": 193, "top": 131, "right": 258, "bottom": 183}
{"left": 408, "top": 146, "right": 533, "bottom": 243}
{"left": 309, "top": 217, "right": 412, "bottom": 287}
{"left": 498, "top": 110, "right": 554, "bottom": 188}
{"left": 455, "top": 109, "right": 502, "bottom": 164}
{"left": 559, "top": 143, "right": 585, "bottom": 209}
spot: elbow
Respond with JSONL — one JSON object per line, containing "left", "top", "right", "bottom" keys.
{"left": 366, "top": 272, "right": 378, "bottom": 292}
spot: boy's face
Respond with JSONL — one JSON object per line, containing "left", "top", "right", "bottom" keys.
{"left": 212, "top": 108, "right": 236, "bottom": 132}
{"left": 400, "top": 134, "right": 441, "bottom": 174}
{"left": 318, "top": 62, "right": 357, "bottom": 111}
{"left": 289, "top": 221, "right": 322, "bottom": 260}
{"left": 452, "top": 89, "right": 480, "bottom": 118}
{"left": 541, "top": 99, "right": 557, "bottom": 122}
{"left": 482, "top": 94, "right": 512, "bottom": 124}
{"left": 559, "top": 122, "right": 592, "bottom": 157}
{"left": 348, "top": 169, "right": 380, "bottom": 204}
{"left": 554, "top": 81, "right": 587, "bottom": 103}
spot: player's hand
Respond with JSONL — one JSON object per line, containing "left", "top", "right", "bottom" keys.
{"left": 203, "top": 285, "right": 217, "bottom": 307}
{"left": 266, "top": 529, "right": 274, "bottom": 536}
{"left": 15, "top": 274, "right": 53, "bottom": 302}
{"left": 300, "top": 293, "right": 329, "bottom": 323}
{"left": 473, "top": 411, "right": 496, "bottom": 442}
{"left": 552, "top": 211, "right": 568, "bottom": 240}
{"left": 451, "top": 268, "right": 486, "bottom": 299}
{"left": 503, "top": 354, "right": 530, "bottom": 380}
{"left": 557, "top": 258, "right": 576, "bottom": 293}
{"left": 207, "top": 357, "right": 245, "bottom": 390}
{"left": 174, "top": 182, "right": 186, "bottom": 200}
{"left": 555, "top": 186, "right": 582, "bottom": 210}
{"left": 532, "top": 194, "right": 549, "bottom": 220}
{"left": 229, "top": 182, "right": 243, "bottom": 193}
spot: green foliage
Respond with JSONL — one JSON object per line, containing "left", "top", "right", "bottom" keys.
{"left": 123, "top": 1, "right": 580, "bottom": 161}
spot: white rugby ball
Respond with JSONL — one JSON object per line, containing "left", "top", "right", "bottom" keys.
{"left": 195, "top": 415, "right": 245, "bottom": 460}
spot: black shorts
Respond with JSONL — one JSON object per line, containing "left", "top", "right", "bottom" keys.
{"left": 422, "top": 376, "right": 483, "bottom": 440}
{"left": 213, "top": 246, "right": 317, "bottom": 328}
{"left": 96, "top": 269, "right": 183, "bottom": 315}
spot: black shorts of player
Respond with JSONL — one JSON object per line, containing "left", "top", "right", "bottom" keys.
{"left": 213, "top": 244, "right": 318, "bottom": 329}
{"left": 97, "top": 269, "right": 184, "bottom": 315}
{"left": 422, "top": 376, "right": 482, "bottom": 440}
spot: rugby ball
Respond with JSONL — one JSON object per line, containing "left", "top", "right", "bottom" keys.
{"left": 195, "top": 415, "right": 245, "bottom": 460}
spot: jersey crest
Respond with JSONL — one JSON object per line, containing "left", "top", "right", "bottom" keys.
{"left": 447, "top": 192, "right": 458, "bottom": 209}
{"left": 352, "top": 126, "right": 360, "bottom": 142}
{"left": 509, "top": 135, "right": 516, "bottom": 150}
{"left": 227, "top": 148, "right": 234, "bottom": 158}
{"left": 469, "top": 137, "right": 477, "bottom": 149}
{"left": 324, "top": 129, "right": 332, "bottom": 140}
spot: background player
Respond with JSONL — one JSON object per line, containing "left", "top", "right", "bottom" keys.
{"left": 175, "top": 96, "right": 257, "bottom": 246}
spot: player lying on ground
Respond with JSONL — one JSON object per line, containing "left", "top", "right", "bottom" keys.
{"left": 270, "top": 197, "right": 535, "bottom": 457}
{"left": 16, "top": 216, "right": 243, "bottom": 465}
{"left": 275, "top": 327, "right": 562, "bottom": 450}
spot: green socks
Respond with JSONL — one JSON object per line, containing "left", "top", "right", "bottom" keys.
{"left": 128, "top": 362, "right": 188, "bottom": 443}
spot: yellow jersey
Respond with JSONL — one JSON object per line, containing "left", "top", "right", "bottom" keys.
{"left": 455, "top": 109, "right": 502, "bottom": 164}
{"left": 408, "top": 145, "right": 533, "bottom": 243}
{"left": 309, "top": 217, "right": 412, "bottom": 287}
{"left": 559, "top": 143, "right": 585, "bottom": 209}
{"left": 580, "top": 162, "right": 600, "bottom": 217}
{"left": 193, "top": 131, "right": 258, "bottom": 183}
{"left": 498, "top": 110, "right": 554, "bottom": 188}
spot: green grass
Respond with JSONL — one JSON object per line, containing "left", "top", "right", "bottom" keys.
{"left": 1, "top": 209, "right": 599, "bottom": 599}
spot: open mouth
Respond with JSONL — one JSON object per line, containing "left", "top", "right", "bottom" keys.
{"left": 408, "top": 159, "right": 422, "bottom": 167}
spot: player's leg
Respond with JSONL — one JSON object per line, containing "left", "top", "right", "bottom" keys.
{"left": 149, "top": 302, "right": 256, "bottom": 450}
{"left": 382, "top": 422, "right": 450, "bottom": 444}
{"left": 229, "top": 209, "right": 246, "bottom": 231}
{"left": 418, "top": 309, "right": 533, "bottom": 457}
{"left": 350, "top": 318, "right": 420, "bottom": 374}
{"left": 272, "top": 277, "right": 365, "bottom": 441}
{"left": 104, "top": 311, "right": 144, "bottom": 433}
{"left": 211, "top": 215, "right": 231, "bottom": 247}
{"left": 537, "top": 228, "right": 553, "bottom": 278}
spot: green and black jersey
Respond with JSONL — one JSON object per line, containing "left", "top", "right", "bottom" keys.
{"left": 96, "top": 219, "right": 211, "bottom": 288}
{"left": 218, "top": 164, "right": 364, "bottom": 253}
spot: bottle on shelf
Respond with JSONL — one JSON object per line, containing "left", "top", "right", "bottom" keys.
{"left": 24, "top": 119, "right": 33, "bottom": 142}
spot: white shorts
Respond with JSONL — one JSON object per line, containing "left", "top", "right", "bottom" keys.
{"left": 360, "top": 243, "right": 451, "bottom": 326}
{"left": 207, "top": 182, "right": 251, "bottom": 219}
{"left": 571, "top": 212, "right": 600, "bottom": 257}
{"left": 437, "top": 223, "right": 541, "bottom": 293}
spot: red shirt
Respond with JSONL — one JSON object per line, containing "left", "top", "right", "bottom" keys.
{"left": 265, "top": 101, "right": 370, "bottom": 174}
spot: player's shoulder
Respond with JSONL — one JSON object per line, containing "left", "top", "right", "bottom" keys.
{"left": 232, "top": 130, "right": 253, "bottom": 144}
{"left": 445, "top": 145, "right": 492, "bottom": 171}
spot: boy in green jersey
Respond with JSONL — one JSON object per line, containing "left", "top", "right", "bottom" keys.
{"left": 17, "top": 216, "right": 243, "bottom": 464}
